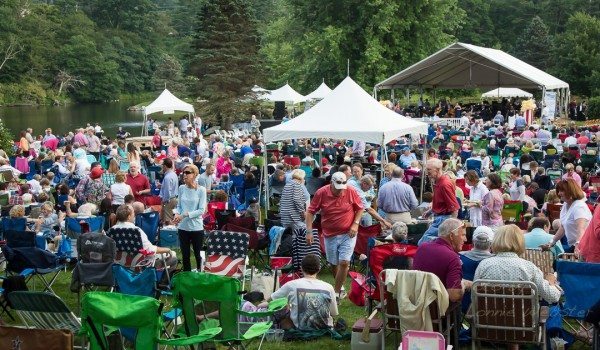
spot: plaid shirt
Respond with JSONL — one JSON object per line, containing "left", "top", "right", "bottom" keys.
{"left": 9, "top": 195, "right": 23, "bottom": 205}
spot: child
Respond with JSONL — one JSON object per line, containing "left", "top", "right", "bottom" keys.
{"left": 27, "top": 174, "right": 43, "bottom": 195}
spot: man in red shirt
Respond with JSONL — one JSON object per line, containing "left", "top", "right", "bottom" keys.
{"left": 306, "top": 172, "right": 364, "bottom": 301}
{"left": 125, "top": 161, "right": 151, "bottom": 203}
{"left": 419, "top": 158, "right": 460, "bottom": 245}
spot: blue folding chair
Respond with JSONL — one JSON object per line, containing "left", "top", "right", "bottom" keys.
{"left": 1, "top": 217, "right": 27, "bottom": 240}
{"left": 40, "top": 159, "right": 54, "bottom": 174}
{"left": 25, "top": 160, "right": 37, "bottom": 180}
{"left": 86, "top": 154, "right": 97, "bottom": 164}
{"left": 237, "top": 187, "right": 259, "bottom": 211}
{"left": 557, "top": 258, "right": 600, "bottom": 345}
{"left": 134, "top": 211, "right": 160, "bottom": 244}
{"left": 230, "top": 174, "right": 245, "bottom": 197}
{"left": 465, "top": 159, "right": 483, "bottom": 177}
{"left": 65, "top": 217, "right": 105, "bottom": 239}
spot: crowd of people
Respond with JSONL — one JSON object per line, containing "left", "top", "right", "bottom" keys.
{"left": 1, "top": 104, "right": 599, "bottom": 345}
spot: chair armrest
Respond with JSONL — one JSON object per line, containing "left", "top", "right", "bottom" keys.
{"left": 237, "top": 298, "right": 287, "bottom": 318}
{"left": 158, "top": 327, "right": 222, "bottom": 346}
{"left": 539, "top": 306, "right": 549, "bottom": 324}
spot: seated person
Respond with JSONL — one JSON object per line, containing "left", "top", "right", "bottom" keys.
{"left": 525, "top": 217, "right": 564, "bottom": 257}
{"left": 413, "top": 218, "right": 468, "bottom": 303}
{"left": 270, "top": 254, "right": 338, "bottom": 330}
{"left": 34, "top": 201, "right": 59, "bottom": 238}
{"left": 109, "top": 204, "right": 177, "bottom": 270}
{"left": 474, "top": 224, "right": 561, "bottom": 304}
{"left": 459, "top": 226, "right": 494, "bottom": 312}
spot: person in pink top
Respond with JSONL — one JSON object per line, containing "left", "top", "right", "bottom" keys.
{"left": 73, "top": 128, "right": 89, "bottom": 147}
{"left": 562, "top": 163, "right": 582, "bottom": 188}
{"left": 306, "top": 172, "right": 364, "bottom": 302}
{"left": 520, "top": 126, "right": 536, "bottom": 140}
{"left": 215, "top": 150, "right": 234, "bottom": 178}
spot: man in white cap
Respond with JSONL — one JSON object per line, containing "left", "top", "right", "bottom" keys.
{"left": 306, "top": 172, "right": 364, "bottom": 302}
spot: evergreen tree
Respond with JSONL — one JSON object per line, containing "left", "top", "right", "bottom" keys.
{"left": 189, "top": 0, "right": 261, "bottom": 128}
{"left": 513, "top": 16, "right": 552, "bottom": 71}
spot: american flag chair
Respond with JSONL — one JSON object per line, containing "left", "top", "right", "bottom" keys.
{"left": 106, "top": 226, "right": 173, "bottom": 287}
{"left": 204, "top": 230, "right": 249, "bottom": 290}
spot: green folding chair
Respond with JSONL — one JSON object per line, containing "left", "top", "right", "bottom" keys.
{"left": 171, "top": 272, "right": 287, "bottom": 349}
{"left": 502, "top": 201, "right": 523, "bottom": 223}
{"left": 80, "top": 291, "right": 221, "bottom": 350}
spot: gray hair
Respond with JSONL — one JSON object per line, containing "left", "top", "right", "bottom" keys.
{"left": 473, "top": 235, "right": 493, "bottom": 250}
{"left": 391, "top": 167, "right": 404, "bottom": 179}
{"left": 437, "top": 218, "right": 463, "bottom": 238}
{"left": 391, "top": 222, "right": 408, "bottom": 242}
{"left": 360, "top": 175, "right": 374, "bottom": 186}
{"left": 426, "top": 158, "right": 443, "bottom": 170}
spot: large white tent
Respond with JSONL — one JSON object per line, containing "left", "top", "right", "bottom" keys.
{"left": 305, "top": 82, "right": 332, "bottom": 100}
{"left": 482, "top": 87, "right": 533, "bottom": 99}
{"left": 266, "top": 83, "right": 305, "bottom": 104}
{"left": 142, "top": 89, "right": 195, "bottom": 136}
{"left": 375, "top": 42, "right": 570, "bottom": 114}
{"left": 264, "top": 77, "right": 427, "bottom": 144}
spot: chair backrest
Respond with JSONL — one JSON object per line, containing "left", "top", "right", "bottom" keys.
{"left": 5, "top": 230, "right": 35, "bottom": 248}
{"left": 7, "top": 291, "right": 81, "bottom": 334}
{"left": 134, "top": 211, "right": 160, "bottom": 244}
{"left": 172, "top": 272, "right": 241, "bottom": 340}
{"left": 214, "top": 209, "right": 236, "bottom": 230}
{"left": 107, "top": 227, "right": 153, "bottom": 269}
{"left": 81, "top": 291, "right": 161, "bottom": 350}
{"left": 2, "top": 217, "right": 27, "bottom": 233}
{"left": 471, "top": 280, "right": 540, "bottom": 343}
{"left": 86, "top": 154, "right": 97, "bottom": 164}
{"left": 76, "top": 232, "right": 117, "bottom": 263}
{"left": 205, "top": 230, "right": 249, "bottom": 278}
{"left": 112, "top": 264, "right": 156, "bottom": 297}
{"left": 244, "top": 187, "right": 259, "bottom": 205}
{"left": 65, "top": 217, "right": 105, "bottom": 239}
{"left": 354, "top": 224, "right": 382, "bottom": 256}
{"left": 557, "top": 259, "right": 600, "bottom": 319}
{"left": 368, "top": 244, "right": 417, "bottom": 300}
{"left": 522, "top": 249, "right": 554, "bottom": 275}
{"left": 502, "top": 200, "right": 523, "bottom": 223}
{"left": 546, "top": 203, "right": 562, "bottom": 223}
{"left": 222, "top": 223, "right": 259, "bottom": 250}
{"left": 119, "top": 160, "right": 130, "bottom": 172}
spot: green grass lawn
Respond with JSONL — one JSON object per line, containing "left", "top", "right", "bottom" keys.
{"left": 3, "top": 254, "right": 590, "bottom": 350}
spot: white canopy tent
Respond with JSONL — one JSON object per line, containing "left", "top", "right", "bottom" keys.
{"left": 265, "top": 83, "right": 306, "bottom": 104}
{"left": 262, "top": 76, "right": 428, "bottom": 208}
{"left": 482, "top": 87, "right": 533, "bottom": 99}
{"left": 375, "top": 42, "right": 570, "bottom": 115}
{"left": 264, "top": 77, "right": 427, "bottom": 144}
{"left": 142, "top": 89, "right": 195, "bottom": 136}
{"left": 305, "top": 82, "right": 332, "bottom": 100}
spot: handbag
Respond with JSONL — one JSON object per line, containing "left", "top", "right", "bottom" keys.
{"left": 57, "top": 234, "right": 73, "bottom": 258}
{"left": 0, "top": 326, "right": 73, "bottom": 350}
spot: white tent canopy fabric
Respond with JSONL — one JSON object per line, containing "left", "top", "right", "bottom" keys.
{"left": 305, "top": 82, "right": 332, "bottom": 100}
{"left": 482, "top": 87, "right": 533, "bottom": 99}
{"left": 263, "top": 77, "right": 428, "bottom": 144}
{"left": 266, "top": 84, "right": 306, "bottom": 104}
{"left": 376, "top": 42, "right": 569, "bottom": 90}
{"left": 144, "top": 89, "right": 195, "bottom": 116}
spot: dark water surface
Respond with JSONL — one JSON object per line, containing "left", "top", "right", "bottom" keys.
{"left": 0, "top": 100, "right": 146, "bottom": 139}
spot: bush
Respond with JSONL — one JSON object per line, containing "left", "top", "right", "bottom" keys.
{"left": 0, "top": 118, "right": 15, "bottom": 156}
{"left": 587, "top": 96, "right": 600, "bottom": 120}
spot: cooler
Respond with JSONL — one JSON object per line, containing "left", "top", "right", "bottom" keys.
{"left": 351, "top": 317, "right": 383, "bottom": 350}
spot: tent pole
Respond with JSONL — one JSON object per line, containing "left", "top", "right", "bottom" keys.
{"left": 541, "top": 86, "right": 546, "bottom": 124}
{"left": 318, "top": 138, "right": 323, "bottom": 168}
{"left": 142, "top": 112, "right": 146, "bottom": 137}
{"left": 420, "top": 141, "right": 427, "bottom": 202}
{"left": 391, "top": 89, "right": 395, "bottom": 104}
{"left": 406, "top": 88, "right": 410, "bottom": 108}
{"left": 263, "top": 147, "right": 269, "bottom": 212}
{"left": 373, "top": 87, "right": 378, "bottom": 100}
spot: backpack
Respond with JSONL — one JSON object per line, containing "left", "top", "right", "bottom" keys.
{"left": 275, "top": 228, "right": 293, "bottom": 256}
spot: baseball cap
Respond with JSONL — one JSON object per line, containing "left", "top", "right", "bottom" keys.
{"left": 90, "top": 167, "right": 104, "bottom": 179}
{"left": 331, "top": 172, "right": 347, "bottom": 190}
{"left": 472, "top": 226, "right": 494, "bottom": 244}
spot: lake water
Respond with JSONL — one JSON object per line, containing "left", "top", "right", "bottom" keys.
{"left": 0, "top": 100, "right": 147, "bottom": 139}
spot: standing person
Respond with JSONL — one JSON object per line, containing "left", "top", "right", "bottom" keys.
{"left": 579, "top": 204, "right": 600, "bottom": 262}
{"left": 508, "top": 168, "right": 526, "bottom": 202}
{"left": 159, "top": 158, "right": 179, "bottom": 224}
{"left": 543, "top": 179, "right": 592, "bottom": 253}
{"left": 151, "top": 130, "right": 163, "bottom": 152}
{"left": 481, "top": 173, "right": 504, "bottom": 229}
{"left": 173, "top": 164, "right": 207, "bottom": 271}
{"left": 86, "top": 127, "right": 102, "bottom": 161}
{"left": 306, "top": 172, "right": 364, "bottom": 302}
{"left": 110, "top": 172, "right": 133, "bottom": 211}
{"left": 194, "top": 115, "right": 202, "bottom": 136}
{"left": 464, "top": 170, "right": 488, "bottom": 227}
{"left": 19, "top": 130, "right": 30, "bottom": 152}
{"left": 125, "top": 161, "right": 151, "bottom": 203}
{"left": 377, "top": 167, "right": 418, "bottom": 224}
{"left": 418, "top": 158, "right": 460, "bottom": 245}
{"left": 197, "top": 163, "right": 216, "bottom": 194}
{"left": 179, "top": 116, "right": 189, "bottom": 138}
{"left": 250, "top": 115, "right": 260, "bottom": 136}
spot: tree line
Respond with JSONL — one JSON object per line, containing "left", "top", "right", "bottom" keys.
{"left": 0, "top": 0, "right": 598, "bottom": 121}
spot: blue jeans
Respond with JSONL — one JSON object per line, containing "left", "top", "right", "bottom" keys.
{"left": 418, "top": 215, "right": 451, "bottom": 245}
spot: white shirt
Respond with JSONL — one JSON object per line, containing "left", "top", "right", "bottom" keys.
{"left": 110, "top": 182, "right": 131, "bottom": 205}
{"left": 270, "top": 277, "right": 338, "bottom": 330}
{"left": 560, "top": 199, "right": 592, "bottom": 245}
{"left": 564, "top": 136, "right": 578, "bottom": 146}
{"left": 468, "top": 181, "right": 489, "bottom": 226}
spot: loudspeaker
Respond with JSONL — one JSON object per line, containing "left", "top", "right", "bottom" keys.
{"left": 273, "top": 101, "right": 286, "bottom": 120}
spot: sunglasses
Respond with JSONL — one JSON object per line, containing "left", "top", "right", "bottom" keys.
{"left": 183, "top": 170, "right": 194, "bottom": 175}
{"left": 334, "top": 180, "right": 347, "bottom": 185}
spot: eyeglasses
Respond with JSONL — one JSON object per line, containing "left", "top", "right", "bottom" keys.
{"left": 183, "top": 170, "right": 193, "bottom": 175}
{"left": 334, "top": 180, "right": 347, "bottom": 185}
{"left": 451, "top": 223, "right": 466, "bottom": 234}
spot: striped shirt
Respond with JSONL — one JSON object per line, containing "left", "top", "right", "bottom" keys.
{"left": 279, "top": 180, "right": 309, "bottom": 229}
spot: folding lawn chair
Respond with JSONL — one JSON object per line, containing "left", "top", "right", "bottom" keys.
{"left": 3, "top": 230, "right": 65, "bottom": 295}
{"left": 135, "top": 211, "right": 160, "bottom": 244}
{"left": 353, "top": 224, "right": 382, "bottom": 271}
{"left": 557, "top": 259, "right": 600, "bottom": 346}
{"left": 80, "top": 291, "right": 221, "bottom": 350}
{"left": 205, "top": 230, "right": 249, "bottom": 289}
{"left": 222, "top": 223, "right": 268, "bottom": 268}
{"left": 171, "top": 272, "right": 287, "bottom": 350}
